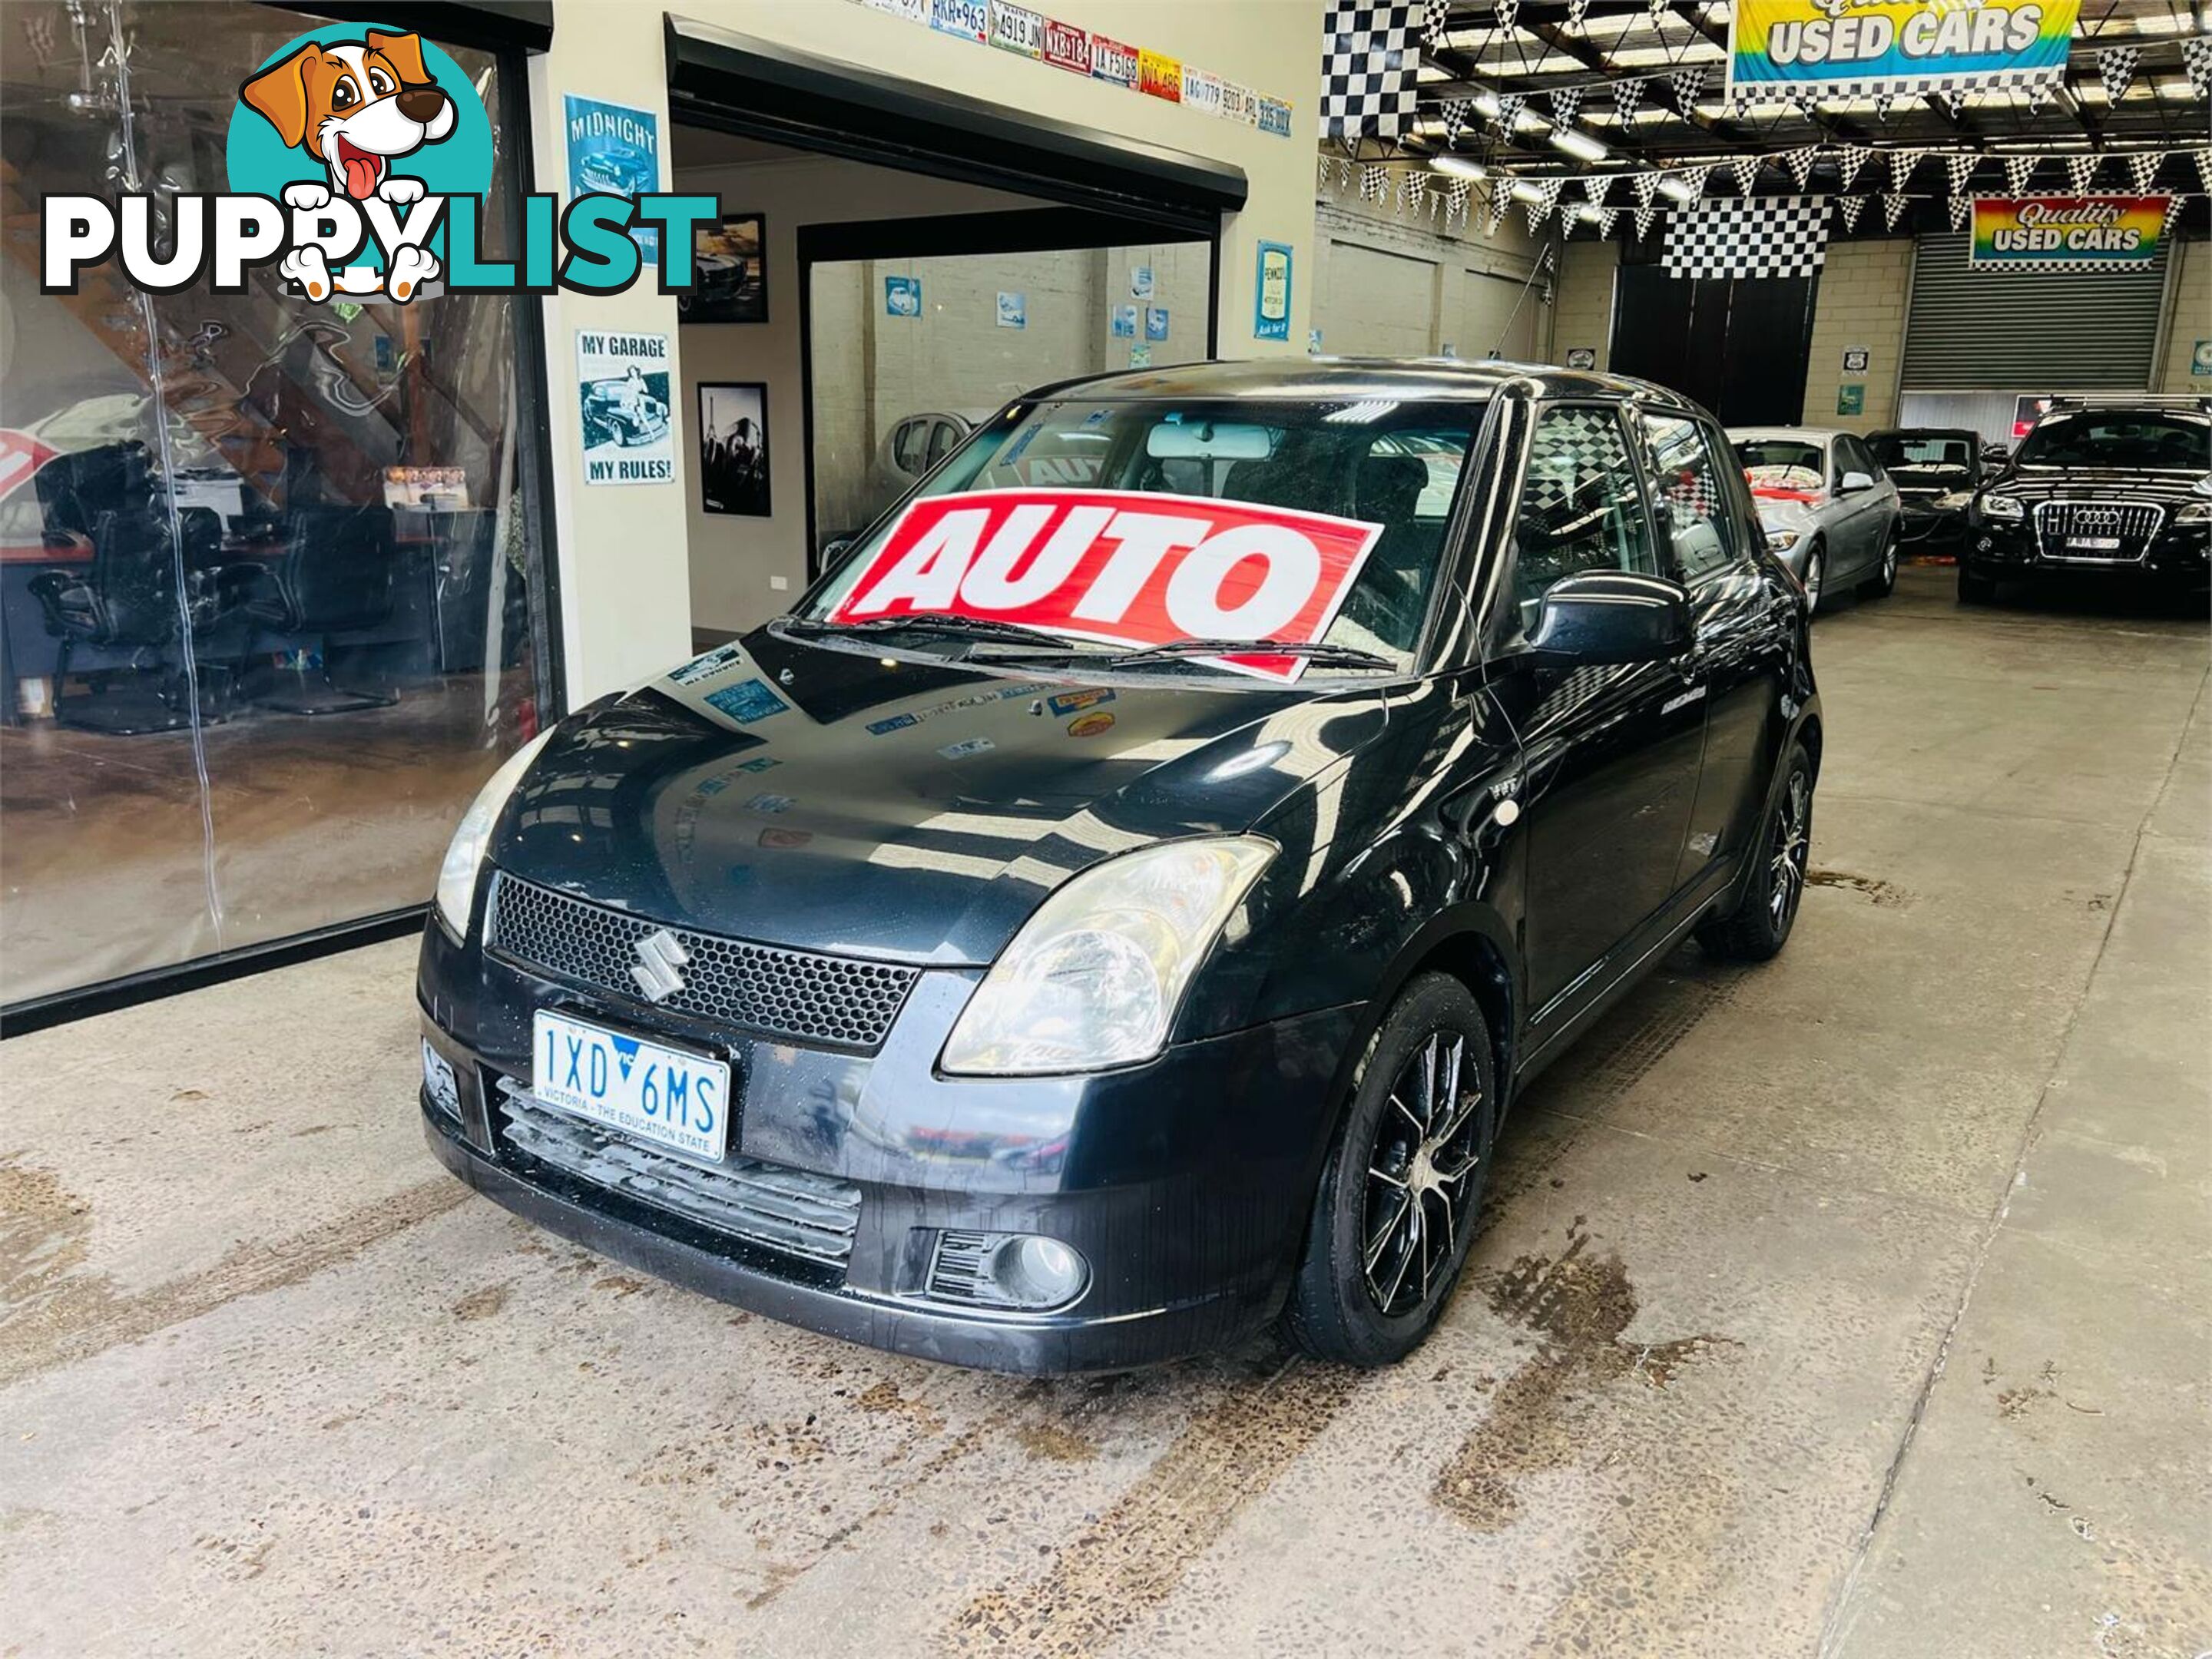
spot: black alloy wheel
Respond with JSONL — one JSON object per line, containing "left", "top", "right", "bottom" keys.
{"left": 1696, "top": 741, "right": 1814, "bottom": 962}
{"left": 1286, "top": 973, "right": 1499, "bottom": 1366}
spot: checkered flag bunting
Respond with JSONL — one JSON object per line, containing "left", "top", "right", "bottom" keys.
{"left": 1420, "top": 0, "right": 1452, "bottom": 49}
{"left": 1880, "top": 192, "right": 1910, "bottom": 230}
{"left": 2163, "top": 195, "right": 2186, "bottom": 236}
{"left": 2126, "top": 151, "right": 2164, "bottom": 193}
{"left": 1944, "top": 153, "right": 1977, "bottom": 197}
{"left": 1727, "top": 154, "right": 1763, "bottom": 194}
{"left": 1836, "top": 195, "right": 1868, "bottom": 232}
{"left": 1359, "top": 161, "right": 1389, "bottom": 200}
{"left": 1669, "top": 65, "right": 1706, "bottom": 119}
{"left": 2186, "top": 38, "right": 2212, "bottom": 100}
{"left": 2194, "top": 148, "right": 2212, "bottom": 196}
{"left": 2096, "top": 46, "right": 2140, "bottom": 104}
{"left": 1440, "top": 97, "right": 1474, "bottom": 144}
{"left": 1582, "top": 174, "right": 1613, "bottom": 205}
{"left": 1612, "top": 76, "right": 1646, "bottom": 126}
{"left": 1567, "top": 0, "right": 1591, "bottom": 25}
{"left": 1833, "top": 145, "right": 1871, "bottom": 191}
{"left": 1675, "top": 163, "right": 1713, "bottom": 198}
{"left": 1444, "top": 177, "right": 1472, "bottom": 218}
{"left": 1888, "top": 147, "right": 1927, "bottom": 190}
{"left": 1633, "top": 202, "right": 1659, "bottom": 240}
{"left": 1321, "top": 2, "right": 1422, "bottom": 142}
{"left": 1781, "top": 147, "right": 1820, "bottom": 190}
{"left": 1646, "top": 0, "right": 1669, "bottom": 19}
{"left": 1664, "top": 195, "right": 1830, "bottom": 280}
{"left": 1946, "top": 194, "right": 1971, "bottom": 230}
{"left": 1940, "top": 88, "right": 1970, "bottom": 118}
{"left": 1549, "top": 85, "right": 1584, "bottom": 127}
{"left": 2066, "top": 153, "right": 2098, "bottom": 194}
{"left": 1485, "top": 188, "right": 1510, "bottom": 235}
{"left": 1631, "top": 171, "right": 1661, "bottom": 207}
{"left": 1496, "top": 0, "right": 1520, "bottom": 30}
{"left": 2003, "top": 154, "right": 2036, "bottom": 196}
{"left": 2028, "top": 81, "right": 2055, "bottom": 112}
{"left": 1594, "top": 207, "right": 1619, "bottom": 237}
{"left": 1495, "top": 92, "right": 1528, "bottom": 131}
{"left": 1872, "top": 90, "right": 1897, "bottom": 118}
{"left": 19, "top": 9, "right": 58, "bottom": 68}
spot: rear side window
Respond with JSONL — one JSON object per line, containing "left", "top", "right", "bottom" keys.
{"left": 893, "top": 419, "right": 929, "bottom": 473}
{"left": 1638, "top": 412, "right": 1740, "bottom": 582}
{"left": 928, "top": 419, "right": 962, "bottom": 466}
{"left": 1837, "top": 435, "right": 1879, "bottom": 480}
{"left": 1512, "top": 405, "right": 1659, "bottom": 609}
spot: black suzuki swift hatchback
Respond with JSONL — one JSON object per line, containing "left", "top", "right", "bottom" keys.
{"left": 419, "top": 360, "right": 1820, "bottom": 1373}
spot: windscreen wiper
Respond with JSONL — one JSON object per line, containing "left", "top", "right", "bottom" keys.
{"left": 775, "top": 614, "right": 1098, "bottom": 649}
{"left": 988, "top": 637, "right": 1397, "bottom": 671}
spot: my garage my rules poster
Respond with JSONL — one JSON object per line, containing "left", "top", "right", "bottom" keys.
{"left": 576, "top": 333, "right": 675, "bottom": 486}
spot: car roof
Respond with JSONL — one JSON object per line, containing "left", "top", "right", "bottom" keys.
{"left": 1728, "top": 426, "right": 1838, "bottom": 444}
{"left": 1017, "top": 356, "right": 1705, "bottom": 410}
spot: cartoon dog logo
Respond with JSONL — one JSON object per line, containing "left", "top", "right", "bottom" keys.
{"left": 239, "top": 29, "right": 454, "bottom": 301}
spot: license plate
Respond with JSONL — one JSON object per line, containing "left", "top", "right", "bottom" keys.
{"left": 531, "top": 1010, "right": 731, "bottom": 1162}
{"left": 2066, "top": 536, "right": 2122, "bottom": 551}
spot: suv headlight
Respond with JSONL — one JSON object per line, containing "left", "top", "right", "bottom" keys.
{"left": 2176, "top": 498, "right": 2212, "bottom": 523}
{"left": 1978, "top": 494, "right": 2025, "bottom": 524}
{"left": 435, "top": 730, "right": 553, "bottom": 938}
{"left": 941, "top": 836, "right": 1277, "bottom": 1076}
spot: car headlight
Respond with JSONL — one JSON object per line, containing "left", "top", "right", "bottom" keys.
{"left": 1935, "top": 490, "right": 1973, "bottom": 512}
{"left": 2176, "top": 499, "right": 2212, "bottom": 523}
{"left": 435, "top": 730, "right": 554, "bottom": 938}
{"left": 941, "top": 836, "right": 1277, "bottom": 1075}
{"left": 1764, "top": 525, "right": 1800, "bottom": 553}
{"left": 1979, "top": 494, "right": 2025, "bottom": 524}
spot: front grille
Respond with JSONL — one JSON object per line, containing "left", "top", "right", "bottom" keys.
{"left": 498, "top": 1081, "right": 862, "bottom": 1271}
{"left": 2032, "top": 499, "right": 2165, "bottom": 563}
{"left": 487, "top": 873, "right": 917, "bottom": 1051}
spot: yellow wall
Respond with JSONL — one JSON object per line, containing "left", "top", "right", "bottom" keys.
{"left": 1799, "top": 238, "right": 1913, "bottom": 432}
{"left": 531, "top": 0, "right": 1323, "bottom": 702}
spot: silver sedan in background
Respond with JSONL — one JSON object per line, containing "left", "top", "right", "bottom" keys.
{"left": 1729, "top": 426, "right": 1902, "bottom": 611}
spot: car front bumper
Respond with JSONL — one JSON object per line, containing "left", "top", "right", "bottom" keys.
{"left": 1965, "top": 516, "right": 2211, "bottom": 587}
{"left": 417, "top": 923, "right": 1359, "bottom": 1373}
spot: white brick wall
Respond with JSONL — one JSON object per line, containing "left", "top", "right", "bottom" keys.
{"left": 1800, "top": 238, "right": 1913, "bottom": 432}
{"left": 1548, "top": 241, "right": 1618, "bottom": 371}
{"left": 2154, "top": 235, "right": 2210, "bottom": 392}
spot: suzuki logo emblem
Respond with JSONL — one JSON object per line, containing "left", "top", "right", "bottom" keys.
{"left": 631, "top": 928, "right": 690, "bottom": 1003}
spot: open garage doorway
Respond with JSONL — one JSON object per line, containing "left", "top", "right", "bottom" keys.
{"left": 664, "top": 25, "right": 1237, "bottom": 645}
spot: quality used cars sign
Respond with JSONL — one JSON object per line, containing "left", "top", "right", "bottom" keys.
{"left": 39, "top": 21, "right": 716, "bottom": 306}
{"left": 829, "top": 488, "right": 1385, "bottom": 680}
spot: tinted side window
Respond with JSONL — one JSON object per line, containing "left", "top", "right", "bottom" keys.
{"left": 927, "top": 419, "right": 962, "bottom": 465}
{"left": 893, "top": 419, "right": 929, "bottom": 472}
{"left": 1838, "top": 435, "right": 1876, "bottom": 480}
{"left": 1512, "top": 405, "right": 1659, "bottom": 609}
{"left": 1638, "top": 412, "right": 1740, "bottom": 582}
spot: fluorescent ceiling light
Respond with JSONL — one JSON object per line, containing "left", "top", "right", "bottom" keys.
{"left": 1658, "top": 174, "right": 1700, "bottom": 201}
{"left": 1548, "top": 127, "right": 1609, "bottom": 162}
{"left": 1431, "top": 153, "right": 1488, "bottom": 179}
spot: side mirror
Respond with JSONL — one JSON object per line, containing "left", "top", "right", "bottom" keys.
{"left": 1528, "top": 571, "right": 1692, "bottom": 667}
{"left": 821, "top": 536, "right": 853, "bottom": 564}
{"left": 1839, "top": 469, "right": 1876, "bottom": 494}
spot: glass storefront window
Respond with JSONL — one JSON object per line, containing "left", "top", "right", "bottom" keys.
{"left": 0, "top": 3, "right": 552, "bottom": 1008}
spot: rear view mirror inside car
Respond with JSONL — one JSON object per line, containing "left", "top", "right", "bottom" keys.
{"left": 1146, "top": 422, "right": 1274, "bottom": 460}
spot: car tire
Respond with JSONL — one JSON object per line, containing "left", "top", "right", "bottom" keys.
{"left": 1800, "top": 541, "right": 1826, "bottom": 614}
{"left": 1284, "top": 972, "right": 1500, "bottom": 1368}
{"left": 1958, "top": 568, "right": 1998, "bottom": 606}
{"left": 1696, "top": 742, "right": 1813, "bottom": 963}
{"left": 1859, "top": 527, "right": 1899, "bottom": 598}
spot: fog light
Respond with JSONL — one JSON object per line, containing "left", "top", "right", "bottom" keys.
{"left": 928, "top": 1230, "right": 1090, "bottom": 1311}
{"left": 421, "top": 1038, "right": 461, "bottom": 1119}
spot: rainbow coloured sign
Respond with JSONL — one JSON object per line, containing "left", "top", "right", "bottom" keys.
{"left": 1969, "top": 196, "right": 2171, "bottom": 272}
{"left": 1727, "top": 0, "right": 2077, "bottom": 103}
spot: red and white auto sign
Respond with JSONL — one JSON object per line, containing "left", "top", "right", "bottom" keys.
{"left": 828, "top": 488, "right": 1386, "bottom": 680}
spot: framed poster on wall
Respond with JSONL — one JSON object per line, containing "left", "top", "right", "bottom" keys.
{"left": 1254, "top": 241, "right": 1292, "bottom": 341}
{"left": 699, "top": 382, "right": 770, "bottom": 517}
{"left": 684, "top": 214, "right": 766, "bottom": 323}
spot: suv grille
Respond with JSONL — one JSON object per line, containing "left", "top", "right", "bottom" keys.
{"left": 2032, "top": 500, "right": 2164, "bottom": 562}
{"left": 498, "top": 1081, "right": 863, "bottom": 1272}
{"left": 486, "top": 873, "right": 918, "bottom": 1051}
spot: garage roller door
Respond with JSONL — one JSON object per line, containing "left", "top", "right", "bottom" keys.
{"left": 1902, "top": 231, "right": 2167, "bottom": 389}
{"left": 1317, "top": 242, "right": 1436, "bottom": 357}
{"left": 1461, "top": 268, "right": 1538, "bottom": 362}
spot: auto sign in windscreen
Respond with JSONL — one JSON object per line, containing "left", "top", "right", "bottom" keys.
{"left": 806, "top": 399, "right": 1487, "bottom": 671}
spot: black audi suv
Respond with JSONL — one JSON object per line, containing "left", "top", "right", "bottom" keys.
{"left": 1961, "top": 401, "right": 2212, "bottom": 604}
{"left": 417, "top": 361, "right": 1821, "bottom": 1373}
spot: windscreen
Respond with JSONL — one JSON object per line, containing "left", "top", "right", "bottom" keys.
{"left": 1734, "top": 438, "right": 1825, "bottom": 495}
{"left": 805, "top": 396, "right": 1488, "bottom": 671}
{"left": 1873, "top": 433, "right": 1974, "bottom": 473}
{"left": 2015, "top": 414, "right": 2212, "bottom": 471}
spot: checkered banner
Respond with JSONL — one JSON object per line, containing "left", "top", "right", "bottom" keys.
{"left": 1664, "top": 195, "right": 1831, "bottom": 280}
{"left": 1320, "top": 0, "right": 1421, "bottom": 141}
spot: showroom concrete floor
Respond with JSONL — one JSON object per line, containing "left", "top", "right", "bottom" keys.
{"left": 3, "top": 565, "right": 2205, "bottom": 1657}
